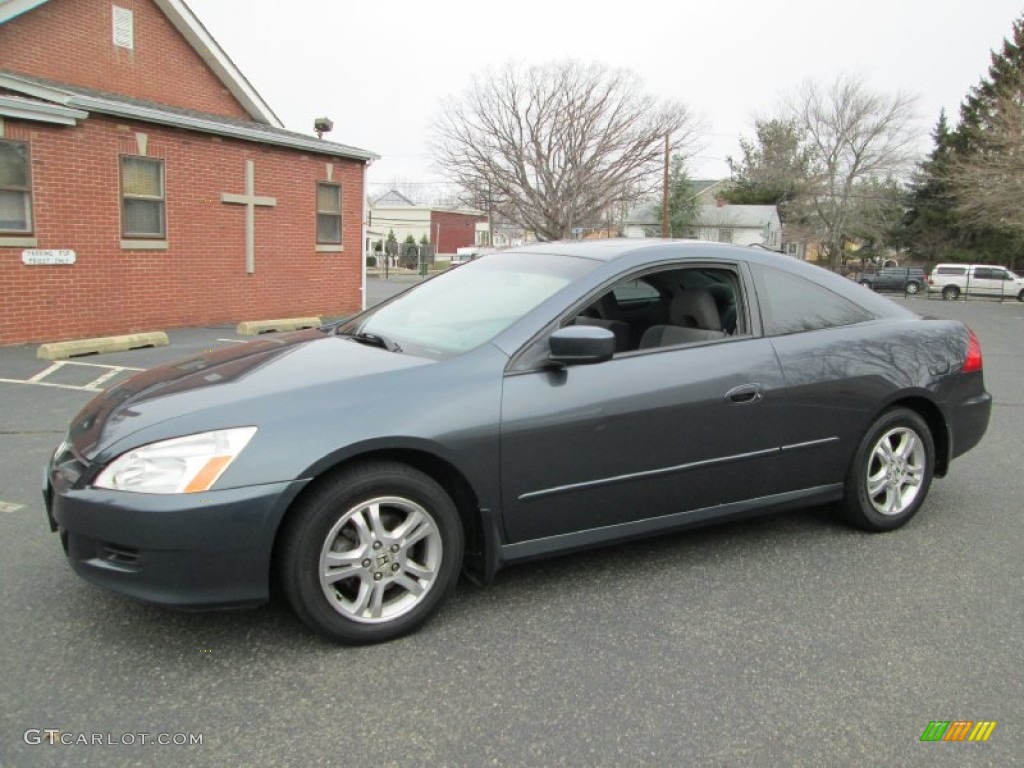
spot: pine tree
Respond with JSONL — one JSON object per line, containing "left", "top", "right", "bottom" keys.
{"left": 900, "top": 111, "right": 960, "bottom": 263}
{"left": 944, "top": 15, "right": 1024, "bottom": 263}
{"left": 652, "top": 154, "right": 698, "bottom": 237}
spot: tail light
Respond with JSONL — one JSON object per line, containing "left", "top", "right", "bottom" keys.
{"left": 963, "top": 328, "right": 983, "bottom": 372}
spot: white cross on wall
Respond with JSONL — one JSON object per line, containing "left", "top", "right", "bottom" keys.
{"left": 221, "top": 159, "right": 277, "bottom": 274}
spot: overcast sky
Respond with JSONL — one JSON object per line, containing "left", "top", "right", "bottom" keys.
{"left": 187, "top": 0, "right": 1021, "bottom": 198}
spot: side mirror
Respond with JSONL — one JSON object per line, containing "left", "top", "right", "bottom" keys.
{"left": 548, "top": 325, "right": 616, "bottom": 366}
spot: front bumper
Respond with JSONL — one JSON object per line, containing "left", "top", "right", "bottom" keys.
{"left": 44, "top": 457, "right": 309, "bottom": 608}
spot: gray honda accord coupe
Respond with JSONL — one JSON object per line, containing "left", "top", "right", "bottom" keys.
{"left": 45, "top": 240, "right": 992, "bottom": 643}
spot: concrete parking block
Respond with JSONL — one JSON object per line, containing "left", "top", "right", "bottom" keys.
{"left": 36, "top": 331, "right": 169, "bottom": 360}
{"left": 236, "top": 316, "right": 321, "bottom": 335}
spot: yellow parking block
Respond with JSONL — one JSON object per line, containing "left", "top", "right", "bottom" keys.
{"left": 235, "top": 317, "right": 321, "bottom": 335}
{"left": 37, "top": 332, "right": 169, "bottom": 361}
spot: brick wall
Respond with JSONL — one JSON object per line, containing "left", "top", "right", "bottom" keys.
{"left": 0, "top": 0, "right": 251, "bottom": 119}
{"left": 0, "top": 116, "right": 366, "bottom": 345}
{"left": 430, "top": 211, "right": 486, "bottom": 254}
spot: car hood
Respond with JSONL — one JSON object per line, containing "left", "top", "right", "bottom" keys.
{"left": 68, "top": 330, "right": 432, "bottom": 459}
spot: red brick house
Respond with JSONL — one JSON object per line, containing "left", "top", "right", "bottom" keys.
{"left": 0, "top": 0, "right": 376, "bottom": 345}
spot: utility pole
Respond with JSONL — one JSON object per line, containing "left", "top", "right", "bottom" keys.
{"left": 661, "top": 134, "right": 670, "bottom": 238}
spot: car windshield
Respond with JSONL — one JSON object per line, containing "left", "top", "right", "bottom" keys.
{"left": 338, "top": 251, "right": 597, "bottom": 359}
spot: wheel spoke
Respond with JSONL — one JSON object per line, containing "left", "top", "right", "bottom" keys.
{"left": 365, "top": 502, "right": 388, "bottom": 541}
{"left": 404, "top": 559, "right": 433, "bottom": 581}
{"left": 350, "top": 578, "right": 373, "bottom": 616}
{"left": 396, "top": 510, "right": 435, "bottom": 548}
{"left": 323, "top": 549, "right": 364, "bottom": 584}
{"left": 369, "top": 582, "right": 386, "bottom": 619}
{"left": 867, "top": 471, "right": 888, "bottom": 498}
{"left": 894, "top": 432, "right": 918, "bottom": 461}
{"left": 393, "top": 573, "right": 425, "bottom": 597}
{"left": 883, "top": 486, "right": 901, "bottom": 515}
{"left": 903, "top": 465, "right": 924, "bottom": 488}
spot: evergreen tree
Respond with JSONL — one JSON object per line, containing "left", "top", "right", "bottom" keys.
{"left": 721, "top": 118, "right": 810, "bottom": 221}
{"left": 652, "top": 154, "right": 698, "bottom": 237}
{"left": 941, "top": 15, "right": 1024, "bottom": 264}
{"left": 900, "top": 111, "right": 960, "bottom": 263}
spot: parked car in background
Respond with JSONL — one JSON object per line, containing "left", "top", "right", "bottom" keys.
{"left": 858, "top": 267, "right": 928, "bottom": 294}
{"left": 46, "top": 240, "right": 992, "bottom": 644}
{"left": 928, "top": 263, "right": 1024, "bottom": 301}
{"left": 450, "top": 247, "right": 495, "bottom": 267}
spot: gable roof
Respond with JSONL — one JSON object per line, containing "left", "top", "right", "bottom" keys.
{"left": 373, "top": 190, "right": 418, "bottom": 206}
{"left": 0, "top": 0, "right": 281, "bottom": 126}
{"left": 626, "top": 202, "right": 779, "bottom": 229}
{"left": 694, "top": 204, "right": 779, "bottom": 228}
{"left": 0, "top": 71, "right": 378, "bottom": 161}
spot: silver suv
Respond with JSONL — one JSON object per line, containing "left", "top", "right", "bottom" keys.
{"left": 928, "top": 264, "right": 1024, "bottom": 301}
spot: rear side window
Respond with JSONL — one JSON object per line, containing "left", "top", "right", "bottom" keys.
{"left": 753, "top": 265, "right": 874, "bottom": 335}
{"left": 936, "top": 266, "right": 967, "bottom": 276}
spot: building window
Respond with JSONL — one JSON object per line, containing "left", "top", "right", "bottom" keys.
{"left": 0, "top": 140, "right": 33, "bottom": 234}
{"left": 121, "top": 156, "right": 165, "bottom": 237}
{"left": 717, "top": 228, "right": 733, "bottom": 243}
{"left": 317, "top": 182, "right": 342, "bottom": 243}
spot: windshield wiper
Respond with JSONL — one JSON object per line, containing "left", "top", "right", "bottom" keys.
{"left": 338, "top": 330, "right": 402, "bottom": 353}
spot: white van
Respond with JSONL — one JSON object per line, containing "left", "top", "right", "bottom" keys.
{"left": 927, "top": 264, "right": 1024, "bottom": 301}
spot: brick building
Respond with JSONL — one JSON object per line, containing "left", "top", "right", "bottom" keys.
{"left": 0, "top": 0, "right": 376, "bottom": 345}
{"left": 368, "top": 190, "right": 488, "bottom": 256}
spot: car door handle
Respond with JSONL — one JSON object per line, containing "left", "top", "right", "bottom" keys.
{"left": 724, "top": 383, "right": 763, "bottom": 405}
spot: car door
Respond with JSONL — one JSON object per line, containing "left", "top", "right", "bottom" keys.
{"left": 968, "top": 267, "right": 1000, "bottom": 296}
{"left": 497, "top": 265, "right": 791, "bottom": 544}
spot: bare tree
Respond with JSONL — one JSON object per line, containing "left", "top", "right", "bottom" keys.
{"left": 949, "top": 89, "right": 1024, "bottom": 239}
{"left": 786, "top": 75, "right": 918, "bottom": 266}
{"left": 432, "top": 61, "right": 700, "bottom": 241}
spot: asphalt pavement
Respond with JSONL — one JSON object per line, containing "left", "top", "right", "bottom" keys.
{"left": 0, "top": 288, "right": 1021, "bottom": 767}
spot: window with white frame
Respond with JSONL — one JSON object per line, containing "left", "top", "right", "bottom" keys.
{"left": 317, "top": 182, "right": 342, "bottom": 243}
{"left": 121, "top": 156, "right": 165, "bottom": 237}
{"left": 0, "top": 140, "right": 33, "bottom": 234}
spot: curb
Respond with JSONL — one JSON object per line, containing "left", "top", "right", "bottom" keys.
{"left": 37, "top": 331, "right": 169, "bottom": 360}
{"left": 236, "top": 317, "right": 321, "bottom": 336}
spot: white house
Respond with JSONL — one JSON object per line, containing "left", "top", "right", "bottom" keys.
{"left": 625, "top": 202, "right": 782, "bottom": 250}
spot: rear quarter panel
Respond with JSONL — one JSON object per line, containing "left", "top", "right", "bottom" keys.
{"left": 768, "top": 318, "right": 974, "bottom": 490}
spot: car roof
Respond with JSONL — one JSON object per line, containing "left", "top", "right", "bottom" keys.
{"left": 494, "top": 238, "right": 916, "bottom": 321}
{"left": 500, "top": 238, "right": 794, "bottom": 265}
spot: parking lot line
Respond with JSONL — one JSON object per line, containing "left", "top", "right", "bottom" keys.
{"left": 0, "top": 360, "right": 145, "bottom": 392}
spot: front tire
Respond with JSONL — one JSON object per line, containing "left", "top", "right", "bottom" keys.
{"left": 841, "top": 408, "right": 934, "bottom": 532}
{"left": 278, "top": 462, "right": 464, "bottom": 644}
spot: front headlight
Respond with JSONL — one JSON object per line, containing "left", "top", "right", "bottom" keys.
{"left": 93, "top": 427, "right": 257, "bottom": 494}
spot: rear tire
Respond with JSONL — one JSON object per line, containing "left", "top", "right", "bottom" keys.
{"left": 1017, "top": 289, "right": 1024, "bottom": 302}
{"left": 941, "top": 285, "right": 960, "bottom": 300}
{"left": 278, "top": 461, "right": 463, "bottom": 644}
{"left": 841, "top": 408, "right": 934, "bottom": 532}
{"left": 905, "top": 281, "right": 920, "bottom": 294}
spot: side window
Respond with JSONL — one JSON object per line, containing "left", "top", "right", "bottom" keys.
{"left": 570, "top": 266, "right": 747, "bottom": 353}
{"left": 0, "top": 140, "right": 33, "bottom": 234}
{"left": 754, "top": 265, "right": 874, "bottom": 335}
{"left": 316, "top": 182, "right": 342, "bottom": 244}
{"left": 121, "top": 156, "right": 165, "bottom": 238}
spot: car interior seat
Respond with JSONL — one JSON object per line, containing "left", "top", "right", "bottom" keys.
{"left": 639, "top": 289, "right": 727, "bottom": 348}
